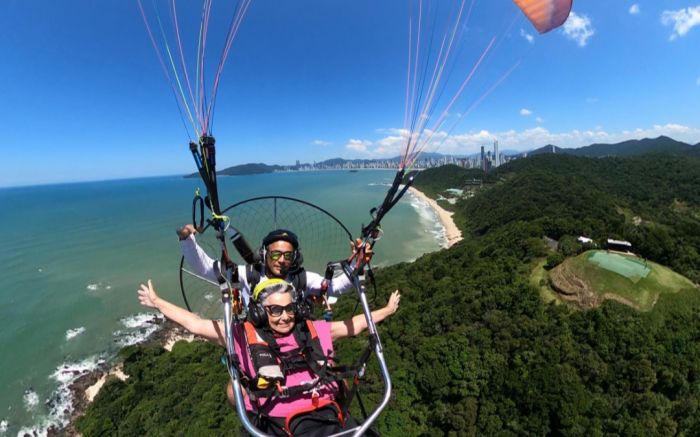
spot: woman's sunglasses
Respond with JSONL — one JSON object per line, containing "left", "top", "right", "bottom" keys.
{"left": 268, "top": 250, "right": 295, "bottom": 261}
{"left": 264, "top": 303, "right": 296, "bottom": 317}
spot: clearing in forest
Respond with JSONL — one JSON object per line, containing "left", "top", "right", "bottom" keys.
{"left": 546, "top": 250, "right": 696, "bottom": 311}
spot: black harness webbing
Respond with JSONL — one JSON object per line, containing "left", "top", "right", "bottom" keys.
{"left": 242, "top": 321, "right": 369, "bottom": 417}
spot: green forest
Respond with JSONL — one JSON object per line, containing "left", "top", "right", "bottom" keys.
{"left": 77, "top": 153, "right": 700, "bottom": 436}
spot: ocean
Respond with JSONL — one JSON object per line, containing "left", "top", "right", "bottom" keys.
{"left": 0, "top": 170, "right": 444, "bottom": 435}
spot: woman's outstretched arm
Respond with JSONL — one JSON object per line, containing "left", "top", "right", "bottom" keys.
{"left": 329, "top": 290, "right": 401, "bottom": 341}
{"left": 138, "top": 279, "right": 225, "bottom": 346}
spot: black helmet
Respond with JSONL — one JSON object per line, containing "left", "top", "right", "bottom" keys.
{"left": 262, "top": 229, "right": 299, "bottom": 250}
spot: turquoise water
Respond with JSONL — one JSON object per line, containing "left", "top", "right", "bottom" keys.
{"left": 0, "top": 170, "right": 443, "bottom": 434}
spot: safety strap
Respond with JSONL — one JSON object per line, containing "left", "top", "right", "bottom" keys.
{"left": 242, "top": 321, "right": 361, "bottom": 402}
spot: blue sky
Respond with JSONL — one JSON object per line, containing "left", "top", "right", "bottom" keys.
{"left": 1, "top": 0, "right": 699, "bottom": 187}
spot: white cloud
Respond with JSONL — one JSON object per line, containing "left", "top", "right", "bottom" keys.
{"left": 312, "top": 139, "right": 331, "bottom": 146}
{"left": 520, "top": 108, "right": 533, "bottom": 116}
{"left": 344, "top": 139, "right": 372, "bottom": 153}
{"left": 629, "top": 4, "right": 640, "bottom": 15}
{"left": 535, "top": 117, "right": 543, "bottom": 123}
{"left": 662, "top": 6, "right": 700, "bottom": 40}
{"left": 374, "top": 134, "right": 406, "bottom": 156}
{"left": 520, "top": 28, "right": 534, "bottom": 43}
{"left": 563, "top": 12, "right": 595, "bottom": 47}
{"left": 343, "top": 124, "right": 700, "bottom": 157}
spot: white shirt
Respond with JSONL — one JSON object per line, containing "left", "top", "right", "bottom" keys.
{"left": 179, "top": 235, "right": 354, "bottom": 305}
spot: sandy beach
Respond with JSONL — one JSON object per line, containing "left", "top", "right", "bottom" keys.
{"left": 67, "top": 320, "right": 198, "bottom": 430}
{"left": 84, "top": 365, "right": 129, "bottom": 402}
{"left": 409, "top": 187, "right": 463, "bottom": 248}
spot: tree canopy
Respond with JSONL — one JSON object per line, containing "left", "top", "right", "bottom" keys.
{"left": 78, "top": 153, "right": 700, "bottom": 436}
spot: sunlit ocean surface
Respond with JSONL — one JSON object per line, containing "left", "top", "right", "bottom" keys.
{"left": 0, "top": 170, "right": 445, "bottom": 434}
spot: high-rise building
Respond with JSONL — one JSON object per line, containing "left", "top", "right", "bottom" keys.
{"left": 493, "top": 140, "right": 499, "bottom": 167}
{"left": 480, "top": 146, "right": 486, "bottom": 172}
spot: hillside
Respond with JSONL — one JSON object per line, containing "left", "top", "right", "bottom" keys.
{"left": 77, "top": 153, "right": 700, "bottom": 436}
{"left": 547, "top": 250, "right": 696, "bottom": 310}
{"left": 218, "top": 163, "right": 283, "bottom": 175}
{"left": 568, "top": 136, "right": 693, "bottom": 157}
{"left": 411, "top": 165, "right": 483, "bottom": 200}
{"left": 185, "top": 162, "right": 283, "bottom": 178}
{"left": 524, "top": 136, "right": 697, "bottom": 158}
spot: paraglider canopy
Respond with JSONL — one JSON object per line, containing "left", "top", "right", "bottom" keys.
{"left": 514, "top": 0, "right": 573, "bottom": 34}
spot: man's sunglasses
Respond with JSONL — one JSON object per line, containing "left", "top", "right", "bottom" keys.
{"left": 268, "top": 250, "right": 295, "bottom": 261}
{"left": 264, "top": 303, "right": 296, "bottom": 317}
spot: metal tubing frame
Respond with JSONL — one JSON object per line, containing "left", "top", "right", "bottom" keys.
{"left": 221, "top": 294, "right": 272, "bottom": 437}
{"left": 223, "top": 267, "right": 392, "bottom": 437}
{"left": 341, "top": 268, "right": 393, "bottom": 437}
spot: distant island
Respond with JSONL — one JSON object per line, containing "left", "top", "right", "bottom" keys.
{"left": 185, "top": 135, "right": 700, "bottom": 177}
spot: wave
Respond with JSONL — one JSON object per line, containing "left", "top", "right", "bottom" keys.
{"left": 119, "top": 312, "right": 163, "bottom": 329}
{"left": 18, "top": 357, "right": 106, "bottom": 436}
{"left": 0, "top": 420, "right": 7, "bottom": 434}
{"left": 114, "top": 312, "right": 164, "bottom": 347}
{"left": 65, "top": 327, "right": 85, "bottom": 341}
{"left": 407, "top": 193, "right": 449, "bottom": 248}
{"left": 23, "top": 389, "right": 39, "bottom": 410}
{"left": 86, "top": 282, "right": 112, "bottom": 292}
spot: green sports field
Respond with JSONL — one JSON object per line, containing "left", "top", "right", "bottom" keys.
{"left": 550, "top": 250, "right": 696, "bottom": 311}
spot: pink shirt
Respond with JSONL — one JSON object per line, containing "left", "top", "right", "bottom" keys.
{"left": 233, "top": 320, "right": 338, "bottom": 418}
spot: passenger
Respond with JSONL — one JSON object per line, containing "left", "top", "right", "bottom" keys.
{"left": 178, "top": 225, "right": 369, "bottom": 306}
{"left": 137, "top": 278, "right": 399, "bottom": 436}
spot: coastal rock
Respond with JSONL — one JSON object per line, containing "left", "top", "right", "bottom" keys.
{"left": 58, "top": 319, "right": 199, "bottom": 435}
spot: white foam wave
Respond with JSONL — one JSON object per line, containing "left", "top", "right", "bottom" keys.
{"left": 19, "top": 357, "right": 105, "bottom": 436}
{"left": 120, "top": 312, "right": 162, "bottom": 329}
{"left": 18, "top": 422, "right": 50, "bottom": 437}
{"left": 0, "top": 419, "right": 7, "bottom": 433}
{"left": 52, "top": 357, "right": 105, "bottom": 385}
{"left": 113, "top": 326, "right": 159, "bottom": 347}
{"left": 65, "top": 327, "right": 86, "bottom": 341}
{"left": 408, "top": 193, "right": 448, "bottom": 248}
{"left": 23, "top": 389, "right": 39, "bottom": 410}
{"left": 114, "top": 312, "right": 164, "bottom": 347}
{"left": 86, "top": 282, "right": 112, "bottom": 291}
{"left": 408, "top": 197, "right": 437, "bottom": 221}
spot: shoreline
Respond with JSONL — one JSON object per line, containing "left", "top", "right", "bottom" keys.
{"left": 63, "top": 320, "right": 197, "bottom": 433}
{"left": 59, "top": 187, "right": 458, "bottom": 433}
{"left": 408, "top": 186, "right": 463, "bottom": 248}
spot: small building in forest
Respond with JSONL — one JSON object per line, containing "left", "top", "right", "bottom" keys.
{"left": 606, "top": 238, "right": 632, "bottom": 252}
